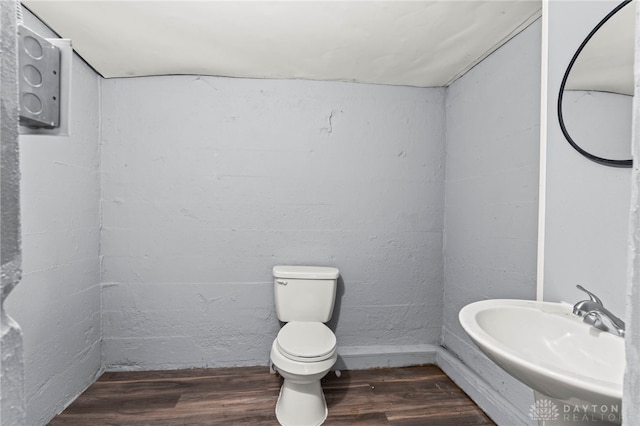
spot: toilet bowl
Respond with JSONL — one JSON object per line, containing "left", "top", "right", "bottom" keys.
{"left": 271, "top": 321, "right": 337, "bottom": 426}
{"left": 270, "top": 265, "right": 340, "bottom": 426}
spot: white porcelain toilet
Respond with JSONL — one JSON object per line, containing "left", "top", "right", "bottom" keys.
{"left": 270, "top": 265, "right": 340, "bottom": 426}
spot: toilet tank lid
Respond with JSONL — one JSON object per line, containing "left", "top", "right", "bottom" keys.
{"left": 273, "top": 265, "right": 339, "bottom": 279}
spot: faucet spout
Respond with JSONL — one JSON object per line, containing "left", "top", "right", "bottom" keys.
{"left": 583, "top": 308, "right": 626, "bottom": 337}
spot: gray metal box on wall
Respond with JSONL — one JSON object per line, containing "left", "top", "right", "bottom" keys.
{"left": 18, "top": 24, "right": 61, "bottom": 129}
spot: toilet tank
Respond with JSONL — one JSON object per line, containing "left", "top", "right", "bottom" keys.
{"left": 273, "top": 265, "right": 339, "bottom": 322}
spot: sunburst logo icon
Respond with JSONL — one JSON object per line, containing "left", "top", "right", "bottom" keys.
{"left": 529, "top": 399, "right": 559, "bottom": 424}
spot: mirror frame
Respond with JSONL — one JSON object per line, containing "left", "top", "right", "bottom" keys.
{"left": 557, "top": 0, "right": 633, "bottom": 168}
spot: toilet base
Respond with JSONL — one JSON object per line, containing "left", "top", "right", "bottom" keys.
{"left": 275, "top": 379, "right": 328, "bottom": 426}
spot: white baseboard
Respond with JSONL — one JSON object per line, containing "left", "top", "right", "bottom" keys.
{"left": 436, "top": 348, "right": 534, "bottom": 426}
{"left": 334, "top": 344, "right": 439, "bottom": 370}
{"left": 269, "top": 343, "right": 438, "bottom": 375}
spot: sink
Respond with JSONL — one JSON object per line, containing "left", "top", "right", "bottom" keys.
{"left": 459, "top": 299, "right": 624, "bottom": 411}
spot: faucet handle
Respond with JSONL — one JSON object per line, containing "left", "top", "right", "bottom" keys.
{"left": 576, "top": 285, "right": 603, "bottom": 305}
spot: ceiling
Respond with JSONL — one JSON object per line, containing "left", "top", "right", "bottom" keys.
{"left": 23, "top": 1, "right": 542, "bottom": 87}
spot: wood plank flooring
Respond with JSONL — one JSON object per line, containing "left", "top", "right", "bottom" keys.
{"left": 49, "top": 365, "right": 495, "bottom": 425}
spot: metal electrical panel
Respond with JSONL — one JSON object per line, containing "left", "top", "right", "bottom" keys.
{"left": 18, "top": 24, "right": 61, "bottom": 129}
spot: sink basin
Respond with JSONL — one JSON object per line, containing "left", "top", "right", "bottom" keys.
{"left": 459, "top": 299, "right": 624, "bottom": 409}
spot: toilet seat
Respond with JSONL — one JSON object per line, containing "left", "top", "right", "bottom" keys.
{"left": 276, "top": 321, "right": 336, "bottom": 362}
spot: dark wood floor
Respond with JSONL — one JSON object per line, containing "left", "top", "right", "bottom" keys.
{"left": 49, "top": 365, "right": 495, "bottom": 425}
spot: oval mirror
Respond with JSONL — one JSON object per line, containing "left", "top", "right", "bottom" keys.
{"left": 557, "top": 0, "right": 635, "bottom": 167}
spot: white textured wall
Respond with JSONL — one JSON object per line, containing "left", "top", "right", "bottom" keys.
{"left": 544, "top": 1, "right": 630, "bottom": 319}
{"left": 100, "top": 76, "right": 446, "bottom": 370}
{"left": 442, "top": 20, "right": 541, "bottom": 425}
{"left": 1, "top": 1, "right": 25, "bottom": 424}
{"left": 623, "top": 1, "right": 640, "bottom": 423}
{"left": 4, "top": 10, "right": 102, "bottom": 425}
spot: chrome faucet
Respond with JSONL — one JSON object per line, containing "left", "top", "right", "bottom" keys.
{"left": 572, "top": 285, "right": 625, "bottom": 337}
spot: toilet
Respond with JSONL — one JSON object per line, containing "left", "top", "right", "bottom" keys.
{"left": 270, "top": 265, "right": 340, "bottom": 426}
